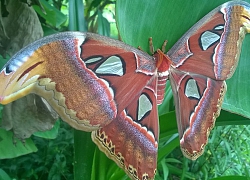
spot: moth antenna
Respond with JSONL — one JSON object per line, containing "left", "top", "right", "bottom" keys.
{"left": 161, "top": 40, "right": 168, "bottom": 53}
{"left": 149, "top": 37, "right": 154, "bottom": 54}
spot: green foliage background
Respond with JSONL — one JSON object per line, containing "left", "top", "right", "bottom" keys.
{"left": 0, "top": 0, "right": 250, "bottom": 180}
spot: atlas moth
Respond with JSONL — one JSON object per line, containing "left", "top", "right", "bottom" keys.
{"left": 0, "top": 1, "right": 250, "bottom": 180}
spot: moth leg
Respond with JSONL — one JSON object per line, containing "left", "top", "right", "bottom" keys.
{"left": 137, "top": 46, "right": 143, "bottom": 51}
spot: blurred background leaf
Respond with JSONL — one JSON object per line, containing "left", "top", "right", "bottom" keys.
{"left": 116, "top": 0, "right": 250, "bottom": 179}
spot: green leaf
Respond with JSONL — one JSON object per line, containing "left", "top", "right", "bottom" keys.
{"left": 68, "top": 2, "right": 95, "bottom": 180}
{"left": 68, "top": 0, "right": 87, "bottom": 31}
{"left": 158, "top": 134, "right": 179, "bottom": 161}
{"left": 33, "top": 0, "right": 67, "bottom": 28}
{"left": 210, "top": 176, "right": 249, "bottom": 180}
{"left": 1, "top": 94, "right": 58, "bottom": 140}
{"left": 223, "top": 36, "right": 250, "bottom": 119}
{"left": 33, "top": 120, "right": 60, "bottom": 139}
{"left": 116, "top": 0, "right": 231, "bottom": 51}
{"left": 0, "top": 56, "right": 9, "bottom": 69}
{"left": 216, "top": 110, "right": 250, "bottom": 126}
{"left": 0, "top": 168, "right": 11, "bottom": 180}
{"left": 116, "top": 0, "right": 250, "bottom": 121}
{"left": 74, "top": 130, "right": 95, "bottom": 180}
{"left": 97, "top": 10, "right": 110, "bottom": 36}
{"left": 116, "top": 1, "right": 250, "bottom": 179}
{"left": 0, "top": 128, "right": 37, "bottom": 159}
{"left": 0, "top": 0, "right": 43, "bottom": 57}
{"left": 159, "top": 111, "right": 177, "bottom": 137}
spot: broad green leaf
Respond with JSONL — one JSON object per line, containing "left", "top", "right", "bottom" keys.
{"left": 0, "top": 129, "right": 37, "bottom": 159}
{"left": 116, "top": 0, "right": 250, "bottom": 123}
{"left": 33, "top": 0, "right": 67, "bottom": 28}
{"left": 159, "top": 110, "right": 250, "bottom": 140}
{"left": 216, "top": 110, "right": 250, "bottom": 126}
{"left": 116, "top": 0, "right": 231, "bottom": 51}
{"left": 223, "top": 37, "right": 250, "bottom": 119}
{"left": 116, "top": 1, "right": 250, "bottom": 179}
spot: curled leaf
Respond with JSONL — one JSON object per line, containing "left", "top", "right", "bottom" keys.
{"left": 0, "top": 0, "right": 43, "bottom": 57}
{"left": 1, "top": 94, "right": 58, "bottom": 140}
